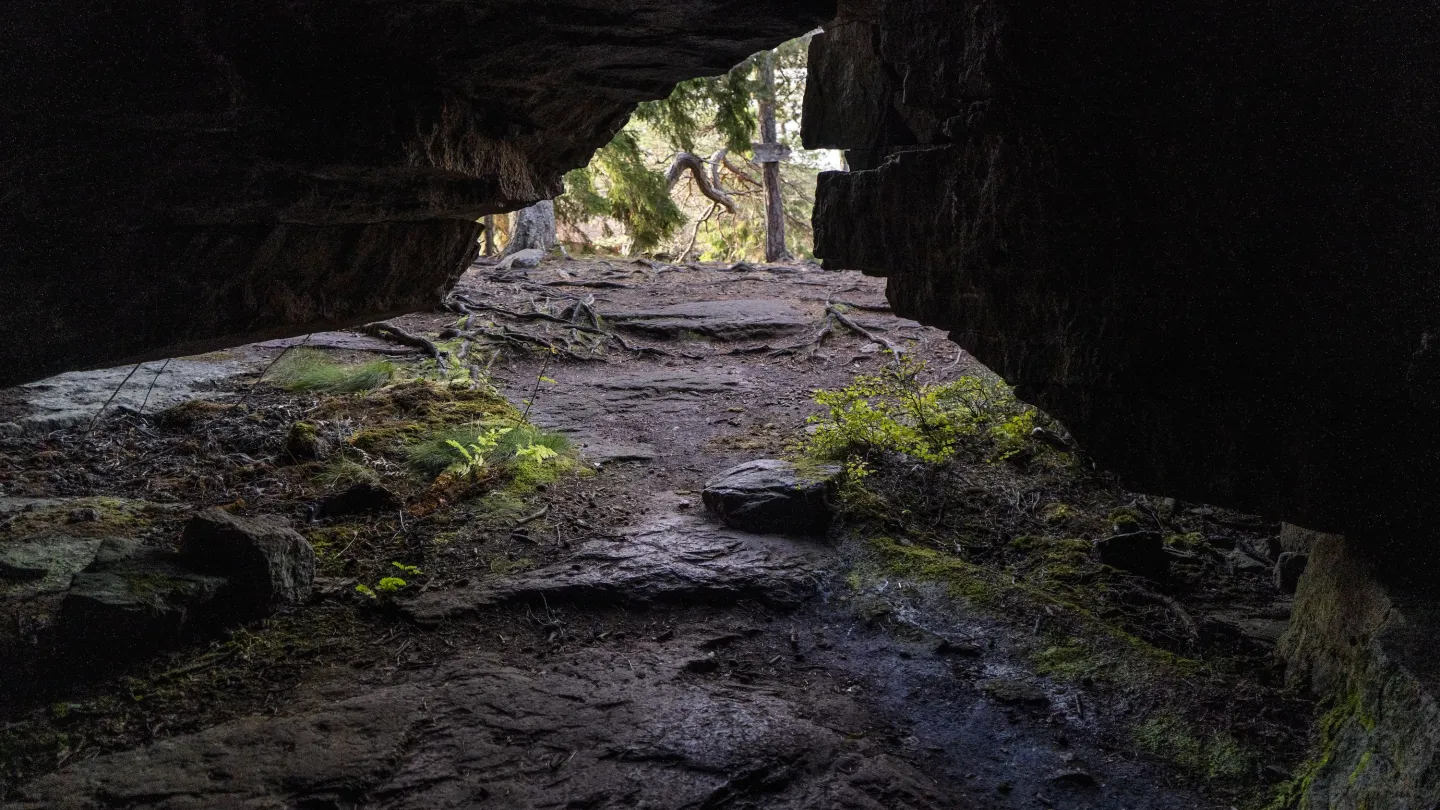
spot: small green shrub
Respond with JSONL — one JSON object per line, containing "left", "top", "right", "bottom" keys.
{"left": 268, "top": 348, "right": 395, "bottom": 393}
{"left": 804, "top": 360, "right": 1038, "bottom": 465}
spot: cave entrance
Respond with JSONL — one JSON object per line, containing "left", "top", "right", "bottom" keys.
{"left": 0, "top": 29, "right": 1316, "bottom": 810}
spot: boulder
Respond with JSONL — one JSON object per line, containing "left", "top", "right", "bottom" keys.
{"left": 179, "top": 510, "right": 315, "bottom": 613}
{"left": 497, "top": 248, "right": 545, "bottom": 272}
{"left": 702, "top": 460, "right": 839, "bottom": 535}
{"left": 1094, "top": 531, "right": 1169, "bottom": 581}
{"left": 1275, "top": 551, "right": 1309, "bottom": 594}
{"left": 60, "top": 539, "right": 228, "bottom": 667}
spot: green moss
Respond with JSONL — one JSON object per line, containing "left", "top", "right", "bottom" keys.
{"left": 1267, "top": 686, "right": 1377, "bottom": 809}
{"left": 1042, "top": 502, "right": 1074, "bottom": 524}
{"left": 1135, "top": 712, "right": 1256, "bottom": 781}
{"left": 1165, "top": 532, "right": 1208, "bottom": 550}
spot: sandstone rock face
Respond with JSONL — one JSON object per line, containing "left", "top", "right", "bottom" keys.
{"left": 807, "top": 0, "right": 1440, "bottom": 539}
{"left": 0, "top": 1, "right": 834, "bottom": 388}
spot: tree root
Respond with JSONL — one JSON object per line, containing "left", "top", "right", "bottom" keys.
{"left": 826, "top": 305, "right": 906, "bottom": 357}
{"left": 362, "top": 322, "right": 447, "bottom": 370}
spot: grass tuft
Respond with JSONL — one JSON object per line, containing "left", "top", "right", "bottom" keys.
{"left": 267, "top": 349, "right": 395, "bottom": 393}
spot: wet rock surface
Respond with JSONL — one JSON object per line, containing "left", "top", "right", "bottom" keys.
{"left": 703, "top": 459, "right": 839, "bottom": 535}
{"left": 9, "top": 647, "right": 957, "bottom": 810}
{"left": 0, "top": 262, "right": 1274, "bottom": 808}
{"left": 405, "top": 512, "right": 830, "bottom": 626}
{"left": 605, "top": 299, "right": 811, "bottom": 341}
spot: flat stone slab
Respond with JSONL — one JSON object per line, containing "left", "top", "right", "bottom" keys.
{"left": 10, "top": 648, "right": 954, "bottom": 810}
{"left": 524, "top": 369, "right": 748, "bottom": 462}
{"left": 404, "top": 513, "right": 830, "bottom": 626}
{"left": 252, "top": 331, "right": 420, "bottom": 355}
{"left": 703, "top": 459, "right": 839, "bottom": 536}
{"left": 0, "top": 358, "right": 247, "bottom": 435}
{"left": 603, "top": 299, "right": 810, "bottom": 341}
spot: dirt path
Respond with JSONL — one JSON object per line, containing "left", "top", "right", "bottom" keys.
{"left": 2, "top": 260, "right": 1243, "bottom": 808}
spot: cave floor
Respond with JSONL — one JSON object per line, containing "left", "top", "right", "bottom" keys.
{"left": 0, "top": 258, "right": 1309, "bottom": 809}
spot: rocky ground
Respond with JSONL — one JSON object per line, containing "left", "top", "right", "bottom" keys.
{"left": 0, "top": 258, "right": 1313, "bottom": 809}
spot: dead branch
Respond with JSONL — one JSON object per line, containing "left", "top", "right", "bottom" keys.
{"left": 666, "top": 152, "right": 738, "bottom": 214}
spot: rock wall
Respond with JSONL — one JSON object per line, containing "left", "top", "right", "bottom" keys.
{"left": 807, "top": 0, "right": 1440, "bottom": 540}
{"left": 1279, "top": 529, "right": 1440, "bottom": 808}
{"left": 0, "top": 0, "right": 834, "bottom": 388}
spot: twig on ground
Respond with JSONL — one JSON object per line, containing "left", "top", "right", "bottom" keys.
{"left": 137, "top": 357, "right": 174, "bottom": 416}
{"left": 82, "top": 362, "right": 144, "bottom": 435}
{"left": 514, "top": 505, "right": 551, "bottom": 527}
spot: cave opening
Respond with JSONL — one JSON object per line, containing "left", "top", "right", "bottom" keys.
{"left": 2, "top": 1, "right": 1436, "bottom": 807}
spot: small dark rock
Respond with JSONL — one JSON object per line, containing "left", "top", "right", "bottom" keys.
{"left": 67, "top": 507, "right": 100, "bottom": 523}
{"left": 1227, "top": 547, "right": 1269, "bottom": 575}
{"left": 179, "top": 509, "right": 315, "bottom": 614}
{"left": 1095, "top": 531, "right": 1169, "bottom": 581}
{"left": 702, "top": 459, "right": 839, "bottom": 535}
{"left": 934, "top": 638, "right": 984, "bottom": 657}
{"left": 683, "top": 656, "right": 719, "bottom": 674}
{"left": 315, "top": 482, "right": 401, "bottom": 519}
{"left": 1275, "top": 551, "right": 1309, "bottom": 594}
{"left": 981, "top": 678, "right": 1049, "bottom": 706}
{"left": 285, "top": 421, "right": 325, "bottom": 461}
{"left": 1048, "top": 769, "right": 1098, "bottom": 788}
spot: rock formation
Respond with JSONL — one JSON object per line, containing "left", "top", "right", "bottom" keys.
{"left": 0, "top": 0, "right": 835, "bottom": 388}
{"left": 807, "top": 0, "right": 1440, "bottom": 545}
{"left": 803, "top": 3, "right": 1440, "bottom": 804}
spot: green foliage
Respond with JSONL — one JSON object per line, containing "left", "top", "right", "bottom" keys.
{"left": 267, "top": 349, "right": 395, "bottom": 393}
{"left": 392, "top": 562, "right": 423, "bottom": 577}
{"left": 407, "top": 424, "right": 572, "bottom": 478}
{"left": 375, "top": 577, "right": 407, "bottom": 594}
{"left": 315, "top": 458, "right": 380, "bottom": 490}
{"left": 805, "top": 360, "right": 1040, "bottom": 465}
{"left": 559, "top": 131, "right": 686, "bottom": 253}
{"left": 634, "top": 65, "right": 757, "bottom": 155}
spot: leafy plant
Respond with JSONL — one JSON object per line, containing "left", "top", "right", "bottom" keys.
{"left": 805, "top": 360, "right": 1041, "bottom": 465}
{"left": 407, "top": 424, "right": 571, "bottom": 478}
{"left": 515, "top": 443, "right": 559, "bottom": 463}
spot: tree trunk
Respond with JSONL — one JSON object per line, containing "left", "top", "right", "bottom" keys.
{"left": 758, "top": 51, "right": 791, "bottom": 264}
{"left": 482, "top": 215, "right": 496, "bottom": 256}
{"left": 504, "top": 200, "right": 557, "bottom": 257}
